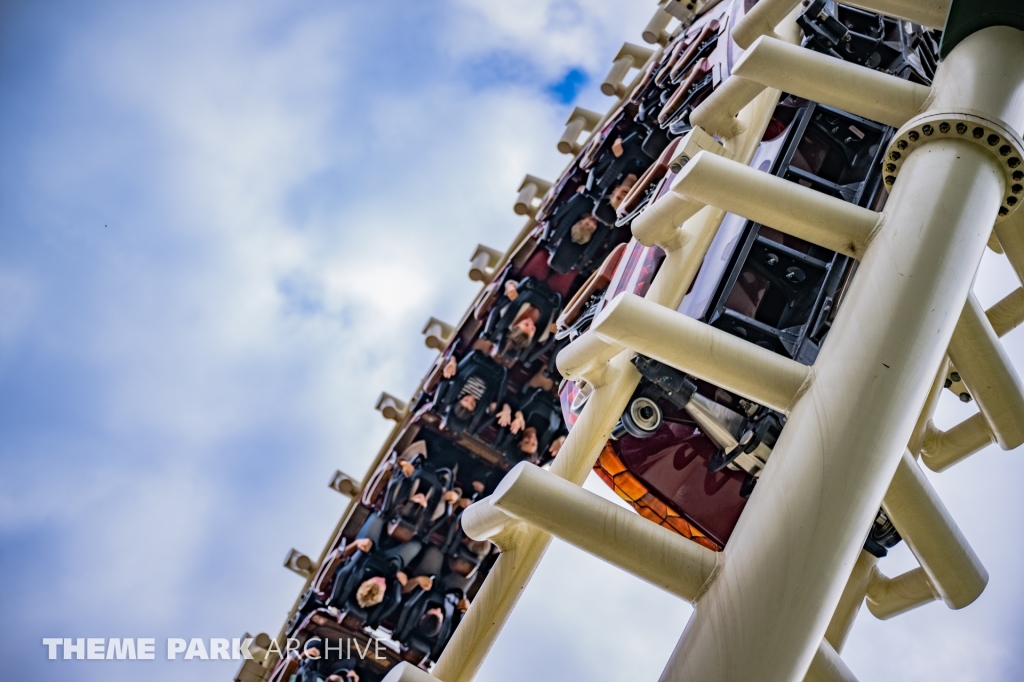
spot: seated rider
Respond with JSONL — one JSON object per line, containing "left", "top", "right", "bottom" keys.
{"left": 328, "top": 513, "right": 433, "bottom": 625}
{"left": 437, "top": 351, "right": 511, "bottom": 434}
{"left": 292, "top": 639, "right": 360, "bottom": 682}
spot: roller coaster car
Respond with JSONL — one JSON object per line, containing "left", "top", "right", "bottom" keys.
{"left": 392, "top": 589, "right": 465, "bottom": 666}
{"left": 494, "top": 386, "right": 566, "bottom": 466}
{"left": 556, "top": 242, "right": 627, "bottom": 343}
{"left": 480, "top": 277, "right": 563, "bottom": 366}
{"left": 380, "top": 459, "right": 454, "bottom": 543}
{"left": 541, "top": 192, "right": 610, "bottom": 276}
{"left": 271, "top": 609, "right": 398, "bottom": 682}
{"left": 432, "top": 350, "right": 508, "bottom": 436}
{"left": 326, "top": 543, "right": 411, "bottom": 631}
{"left": 798, "top": 0, "right": 939, "bottom": 82}
{"left": 642, "top": 13, "right": 729, "bottom": 135}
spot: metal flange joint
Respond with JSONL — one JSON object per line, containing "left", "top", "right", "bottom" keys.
{"left": 882, "top": 110, "right": 1024, "bottom": 220}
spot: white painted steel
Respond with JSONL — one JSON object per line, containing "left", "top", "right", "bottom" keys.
{"left": 823, "top": 550, "right": 877, "bottom": 652}
{"left": 731, "top": 0, "right": 949, "bottom": 51}
{"left": 659, "top": 65, "right": 1010, "bottom": 682}
{"left": 668, "top": 150, "right": 880, "bottom": 258}
{"left": 921, "top": 413, "right": 996, "bottom": 472}
{"left": 995, "top": 209, "right": 1024, "bottom": 287}
{"left": 948, "top": 293, "right": 1024, "bottom": 449}
{"left": 468, "top": 462, "right": 721, "bottom": 601}
{"left": 805, "top": 641, "right": 860, "bottom": 682}
{"left": 591, "top": 292, "right": 810, "bottom": 413}
{"left": 731, "top": 0, "right": 799, "bottom": 48}
{"left": 691, "top": 36, "right": 931, "bottom": 137}
{"left": 883, "top": 451, "right": 989, "bottom": 609}
{"left": 987, "top": 287, "right": 1024, "bottom": 337}
{"left": 865, "top": 566, "right": 939, "bottom": 619}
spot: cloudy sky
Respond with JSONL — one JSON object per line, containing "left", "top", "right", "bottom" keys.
{"left": 1, "top": 1, "right": 1023, "bottom": 680}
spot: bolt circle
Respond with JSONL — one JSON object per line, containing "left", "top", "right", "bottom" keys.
{"left": 884, "top": 112, "right": 1024, "bottom": 221}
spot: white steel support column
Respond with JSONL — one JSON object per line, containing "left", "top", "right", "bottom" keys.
{"left": 658, "top": 26, "right": 1023, "bottom": 682}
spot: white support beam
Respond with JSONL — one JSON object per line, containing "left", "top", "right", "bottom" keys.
{"left": 988, "top": 287, "right": 1024, "bottom": 337}
{"left": 513, "top": 175, "right": 552, "bottom": 218}
{"left": 465, "top": 462, "right": 721, "bottom": 602}
{"left": 590, "top": 292, "right": 810, "bottom": 413}
{"left": 282, "top": 549, "right": 314, "bottom": 579}
{"left": 468, "top": 244, "right": 503, "bottom": 283}
{"left": 920, "top": 413, "right": 995, "bottom": 472}
{"left": 375, "top": 392, "right": 409, "bottom": 422}
{"left": 995, "top": 208, "right": 1024, "bottom": 285}
{"left": 731, "top": 0, "right": 949, "bottom": 50}
{"left": 947, "top": 293, "right": 1024, "bottom": 449}
{"left": 601, "top": 43, "right": 655, "bottom": 98}
{"left": 642, "top": 6, "right": 673, "bottom": 46}
{"left": 805, "top": 641, "right": 859, "bottom": 682}
{"left": 557, "top": 107, "right": 602, "bottom": 155}
{"left": 865, "top": 565, "right": 940, "bottom": 620}
{"left": 421, "top": 317, "right": 454, "bottom": 351}
{"left": 691, "top": 36, "right": 930, "bottom": 137}
{"left": 327, "top": 470, "right": 361, "bottom": 497}
{"left": 664, "top": 150, "right": 880, "bottom": 258}
{"left": 883, "top": 451, "right": 988, "bottom": 610}
{"left": 823, "top": 550, "right": 877, "bottom": 652}
{"left": 660, "top": 27, "right": 1017, "bottom": 680}
{"left": 555, "top": 330, "right": 623, "bottom": 384}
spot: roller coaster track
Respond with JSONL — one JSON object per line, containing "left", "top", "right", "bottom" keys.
{"left": 236, "top": 1, "right": 1024, "bottom": 681}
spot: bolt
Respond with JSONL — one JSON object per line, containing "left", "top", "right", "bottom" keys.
{"left": 1000, "top": 206, "right": 1009, "bottom": 217}
{"left": 973, "top": 127, "right": 984, "bottom": 139}
{"left": 950, "top": 372, "right": 960, "bottom": 382}
{"left": 897, "top": 139, "right": 908, "bottom": 150}
{"left": 922, "top": 124, "right": 934, "bottom": 136}
{"left": 944, "top": 378, "right": 953, "bottom": 388}
{"left": 885, "top": 175, "right": 896, "bottom": 185}
{"left": 908, "top": 131, "right": 919, "bottom": 142}
{"left": 1008, "top": 196, "right": 1019, "bottom": 206}
{"left": 1015, "top": 171, "right": 1024, "bottom": 181}
{"left": 889, "top": 150, "right": 901, "bottom": 161}
{"left": 939, "top": 122, "right": 950, "bottom": 133}
{"left": 1009, "top": 157, "right": 1021, "bottom": 169}
{"left": 885, "top": 163, "right": 896, "bottom": 172}
{"left": 988, "top": 134, "right": 1000, "bottom": 146}
{"left": 956, "top": 122, "right": 968, "bottom": 134}
{"left": 1013, "top": 184, "right": 1022, "bottom": 195}
{"left": 959, "top": 392, "right": 971, "bottom": 403}
{"left": 1000, "top": 144, "right": 1012, "bottom": 157}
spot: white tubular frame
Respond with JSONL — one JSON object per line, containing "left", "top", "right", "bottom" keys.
{"left": 383, "top": 12, "right": 1024, "bottom": 682}
{"left": 656, "top": 25, "right": 1023, "bottom": 682}
{"left": 691, "top": 36, "right": 931, "bottom": 137}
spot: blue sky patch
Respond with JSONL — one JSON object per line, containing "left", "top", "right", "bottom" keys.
{"left": 546, "top": 67, "right": 588, "bottom": 104}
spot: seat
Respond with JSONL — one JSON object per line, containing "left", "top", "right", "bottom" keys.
{"left": 381, "top": 462, "right": 454, "bottom": 543}
{"left": 431, "top": 350, "right": 508, "bottom": 435}
{"left": 481, "top": 278, "right": 563, "bottom": 365}
{"left": 495, "top": 387, "right": 566, "bottom": 466}
{"left": 326, "top": 549, "right": 405, "bottom": 631}
{"left": 392, "top": 589, "right": 461, "bottom": 666}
